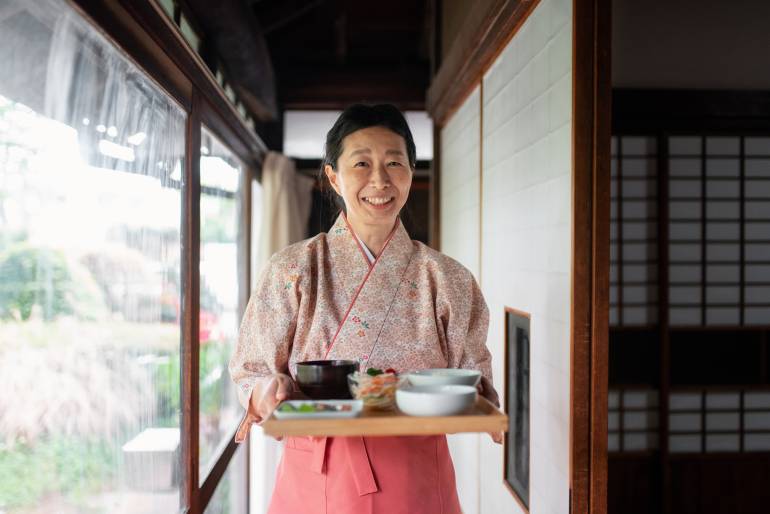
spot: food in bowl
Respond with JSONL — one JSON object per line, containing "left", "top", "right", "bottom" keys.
{"left": 348, "top": 367, "right": 403, "bottom": 410}
{"left": 405, "top": 368, "right": 481, "bottom": 387}
{"left": 396, "top": 384, "right": 477, "bottom": 416}
{"left": 278, "top": 402, "right": 354, "bottom": 413}
{"left": 295, "top": 360, "right": 359, "bottom": 399}
{"left": 273, "top": 399, "right": 363, "bottom": 419}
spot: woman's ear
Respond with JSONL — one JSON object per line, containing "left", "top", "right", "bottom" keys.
{"left": 324, "top": 164, "right": 341, "bottom": 195}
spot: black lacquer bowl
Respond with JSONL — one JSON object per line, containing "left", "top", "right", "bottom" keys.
{"left": 295, "top": 360, "right": 360, "bottom": 399}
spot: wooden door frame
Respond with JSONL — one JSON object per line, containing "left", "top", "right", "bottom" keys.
{"left": 427, "top": 1, "right": 611, "bottom": 513}
{"left": 571, "top": 1, "right": 611, "bottom": 514}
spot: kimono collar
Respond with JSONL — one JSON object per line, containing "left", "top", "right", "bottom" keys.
{"left": 328, "top": 213, "right": 413, "bottom": 270}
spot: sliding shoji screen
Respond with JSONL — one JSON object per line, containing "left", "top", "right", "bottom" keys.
{"left": 668, "top": 135, "right": 770, "bottom": 326}
{"left": 669, "top": 388, "right": 770, "bottom": 453}
{"left": 610, "top": 136, "right": 659, "bottom": 327}
{"left": 745, "top": 137, "right": 770, "bottom": 324}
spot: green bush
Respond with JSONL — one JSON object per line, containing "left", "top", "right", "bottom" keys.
{"left": 0, "top": 436, "right": 116, "bottom": 510}
{"left": 0, "top": 244, "right": 106, "bottom": 321}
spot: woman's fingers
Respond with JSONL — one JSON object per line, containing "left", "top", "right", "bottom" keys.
{"left": 235, "top": 411, "right": 255, "bottom": 443}
{"left": 275, "top": 374, "right": 292, "bottom": 401}
{"left": 488, "top": 431, "right": 504, "bottom": 444}
{"left": 257, "top": 376, "right": 281, "bottom": 419}
{"left": 256, "top": 374, "right": 294, "bottom": 420}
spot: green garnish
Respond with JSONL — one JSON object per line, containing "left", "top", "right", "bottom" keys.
{"left": 366, "top": 367, "right": 384, "bottom": 376}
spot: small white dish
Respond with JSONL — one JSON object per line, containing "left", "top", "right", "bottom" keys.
{"left": 396, "top": 385, "right": 477, "bottom": 416}
{"left": 273, "top": 400, "right": 363, "bottom": 419}
{"left": 406, "top": 368, "right": 482, "bottom": 387}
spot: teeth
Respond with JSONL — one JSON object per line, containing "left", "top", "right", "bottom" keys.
{"left": 364, "top": 197, "right": 392, "bottom": 205}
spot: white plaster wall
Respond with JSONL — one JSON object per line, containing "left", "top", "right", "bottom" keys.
{"left": 480, "top": 0, "right": 572, "bottom": 512}
{"left": 440, "top": 85, "right": 481, "bottom": 278}
{"left": 439, "top": 84, "right": 482, "bottom": 514}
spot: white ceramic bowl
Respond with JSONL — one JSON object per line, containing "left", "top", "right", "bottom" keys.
{"left": 396, "top": 385, "right": 477, "bottom": 416}
{"left": 406, "top": 368, "right": 482, "bottom": 387}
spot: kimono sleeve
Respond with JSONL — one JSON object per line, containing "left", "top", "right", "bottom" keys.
{"left": 228, "top": 253, "right": 300, "bottom": 411}
{"left": 440, "top": 268, "right": 500, "bottom": 407}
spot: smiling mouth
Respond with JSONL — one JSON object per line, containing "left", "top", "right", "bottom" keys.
{"left": 362, "top": 196, "right": 394, "bottom": 206}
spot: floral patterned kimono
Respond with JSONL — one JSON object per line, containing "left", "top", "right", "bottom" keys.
{"left": 229, "top": 213, "right": 498, "bottom": 514}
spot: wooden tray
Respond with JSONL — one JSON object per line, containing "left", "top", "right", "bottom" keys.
{"left": 261, "top": 396, "right": 508, "bottom": 437}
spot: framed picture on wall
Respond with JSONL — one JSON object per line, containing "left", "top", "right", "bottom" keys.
{"left": 504, "top": 307, "right": 530, "bottom": 511}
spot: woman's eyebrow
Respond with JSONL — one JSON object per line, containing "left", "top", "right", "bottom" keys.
{"left": 348, "top": 148, "right": 405, "bottom": 157}
{"left": 349, "top": 148, "right": 371, "bottom": 157}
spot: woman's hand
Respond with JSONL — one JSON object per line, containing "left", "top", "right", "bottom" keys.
{"left": 234, "top": 373, "right": 294, "bottom": 443}
{"left": 251, "top": 373, "right": 294, "bottom": 420}
{"left": 487, "top": 431, "right": 503, "bottom": 444}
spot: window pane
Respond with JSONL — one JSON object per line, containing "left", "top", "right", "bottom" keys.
{"left": 199, "top": 127, "right": 244, "bottom": 482}
{"left": 0, "top": 1, "right": 185, "bottom": 512}
{"left": 283, "top": 110, "right": 433, "bottom": 160}
{"left": 202, "top": 445, "right": 248, "bottom": 514}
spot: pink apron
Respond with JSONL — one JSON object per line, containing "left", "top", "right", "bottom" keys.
{"left": 268, "top": 435, "right": 462, "bottom": 514}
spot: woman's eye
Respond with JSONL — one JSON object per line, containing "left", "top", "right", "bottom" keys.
{"left": 388, "top": 161, "right": 402, "bottom": 167}
{"left": 354, "top": 161, "right": 368, "bottom": 167}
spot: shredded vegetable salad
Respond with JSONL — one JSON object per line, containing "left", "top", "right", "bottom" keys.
{"left": 348, "top": 367, "right": 402, "bottom": 410}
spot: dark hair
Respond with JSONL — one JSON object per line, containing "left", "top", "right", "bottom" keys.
{"left": 321, "top": 103, "right": 417, "bottom": 171}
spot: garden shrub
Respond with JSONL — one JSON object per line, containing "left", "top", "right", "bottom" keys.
{"left": 0, "top": 244, "right": 106, "bottom": 321}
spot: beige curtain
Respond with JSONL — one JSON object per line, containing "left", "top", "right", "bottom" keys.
{"left": 251, "top": 151, "right": 314, "bottom": 290}
{"left": 249, "top": 151, "right": 314, "bottom": 513}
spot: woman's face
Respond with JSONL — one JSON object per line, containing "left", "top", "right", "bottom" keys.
{"left": 324, "top": 126, "right": 413, "bottom": 230}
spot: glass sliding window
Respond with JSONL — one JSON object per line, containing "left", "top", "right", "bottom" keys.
{"left": 198, "top": 127, "right": 244, "bottom": 481}
{"left": 0, "top": 1, "right": 185, "bottom": 512}
{"left": 202, "top": 445, "right": 248, "bottom": 514}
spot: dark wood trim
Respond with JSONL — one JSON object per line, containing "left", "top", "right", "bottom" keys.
{"left": 700, "top": 136, "right": 707, "bottom": 326}
{"left": 478, "top": 79, "right": 484, "bottom": 281}
{"left": 738, "top": 136, "right": 746, "bottom": 322}
{"left": 426, "top": 0, "right": 541, "bottom": 126}
{"left": 502, "top": 306, "right": 531, "bottom": 513}
{"left": 572, "top": 2, "right": 611, "bottom": 514}
{"left": 612, "top": 89, "right": 770, "bottom": 133}
{"left": 181, "top": 89, "right": 202, "bottom": 514}
{"left": 428, "top": 0, "right": 442, "bottom": 78}
{"left": 617, "top": 137, "right": 624, "bottom": 324}
{"left": 200, "top": 435, "right": 239, "bottom": 509}
{"left": 429, "top": 123, "right": 441, "bottom": 250}
{"left": 199, "top": 96, "right": 263, "bottom": 173}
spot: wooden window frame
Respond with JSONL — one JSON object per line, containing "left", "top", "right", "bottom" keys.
{"left": 66, "top": 1, "right": 267, "bottom": 512}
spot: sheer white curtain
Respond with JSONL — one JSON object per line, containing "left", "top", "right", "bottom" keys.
{"left": 249, "top": 151, "right": 313, "bottom": 513}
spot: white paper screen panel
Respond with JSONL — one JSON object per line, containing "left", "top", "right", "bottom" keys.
{"left": 610, "top": 136, "right": 659, "bottom": 326}
{"left": 610, "top": 388, "right": 770, "bottom": 454}
{"left": 668, "top": 389, "right": 770, "bottom": 453}
{"left": 668, "top": 135, "right": 770, "bottom": 327}
{"left": 607, "top": 388, "right": 659, "bottom": 452}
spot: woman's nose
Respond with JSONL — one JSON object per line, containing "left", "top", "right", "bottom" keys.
{"left": 369, "top": 164, "right": 390, "bottom": 187}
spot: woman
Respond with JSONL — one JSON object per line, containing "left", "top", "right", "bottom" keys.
{"left": 230, "top": 104, "right": 500, "bottom": 514}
